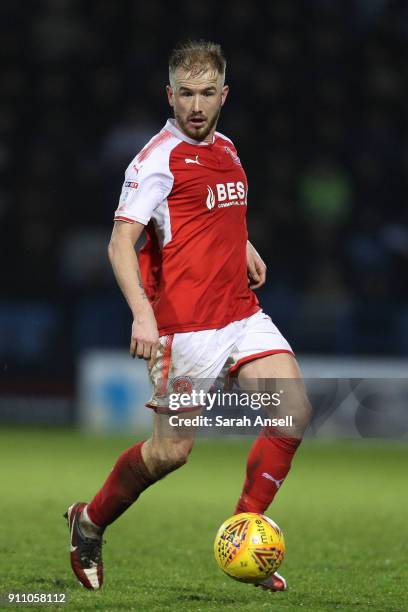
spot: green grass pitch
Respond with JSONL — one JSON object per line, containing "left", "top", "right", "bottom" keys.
{"left": 0, "top": 428, "right": 407, "bottom": 611}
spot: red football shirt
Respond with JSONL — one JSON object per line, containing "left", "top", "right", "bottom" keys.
{"left": 114, "top": 119, "right": 259, "bottom": 335}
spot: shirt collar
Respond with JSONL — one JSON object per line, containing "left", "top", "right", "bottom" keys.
{"left": 164, "top": 118, "right": 215, "bottom": 145}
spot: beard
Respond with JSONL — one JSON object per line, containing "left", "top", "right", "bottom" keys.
{"left": 174, "top": 105, "right": 221, "bottom": 141}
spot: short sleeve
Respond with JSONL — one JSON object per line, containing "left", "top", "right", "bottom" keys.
{"left": 114, "top": 154, "right": 173, "bottom": 225}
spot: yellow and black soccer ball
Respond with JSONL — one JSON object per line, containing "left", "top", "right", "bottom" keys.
{"left": 214, "top": 512, "right": 285, "bottom": 583}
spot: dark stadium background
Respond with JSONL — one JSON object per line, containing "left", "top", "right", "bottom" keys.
{"left": 1, "top": 0, "right": 408, "bottom": 419}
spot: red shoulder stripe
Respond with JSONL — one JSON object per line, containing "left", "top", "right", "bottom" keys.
{"left": 137, "top": 129, "right": 173, "bottom": 163}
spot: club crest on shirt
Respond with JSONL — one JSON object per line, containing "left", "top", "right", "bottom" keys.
{"left": 171, "top": 376, "right": 193, "bottom": 395}
{"left": 224, "top": 146, "right": 241, "bottom": 166}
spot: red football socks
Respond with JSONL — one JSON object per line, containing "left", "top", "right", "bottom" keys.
{"left": 86, "top": 430, "right": 301, "bottom": 529}
{"left": 87, "top": 441, "right": 155, "bottom": 529}
{"left": 235, "top": 430, "right": 301, "bottom": 514}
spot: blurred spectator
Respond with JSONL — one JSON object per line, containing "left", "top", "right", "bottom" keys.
{"left": 299, "top": 159, "right": 353, "bottom": 228}
{"left": 100, "top": 108, "right": 159, "bottom": 171}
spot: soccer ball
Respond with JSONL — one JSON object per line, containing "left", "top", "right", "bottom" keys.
{"left": 213, "top": 512, "right": 285, "bottom": 583}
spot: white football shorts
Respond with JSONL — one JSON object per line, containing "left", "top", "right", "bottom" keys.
{"left": 146, "top": 309, "right": 294, "bottom": 413}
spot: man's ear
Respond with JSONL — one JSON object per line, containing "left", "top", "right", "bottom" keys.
{"left": 166, "top": 85, "right": 174, "bottom": 108}
{"left": 221, "top": 84, "right": 229, "bottom": 107}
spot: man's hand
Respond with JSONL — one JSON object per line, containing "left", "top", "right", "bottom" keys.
{"left": 130, "top": 304, "right": 160, "bottom": 368}
{"left": 246, "top": 241, "right": 267, "bottom": 289}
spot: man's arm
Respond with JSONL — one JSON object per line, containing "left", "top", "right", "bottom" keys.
{"left": 108, "top": 220, "right": 159, "bottom": 365}
{"left": 246, "top": 240, "right": 267, "bottom": 289}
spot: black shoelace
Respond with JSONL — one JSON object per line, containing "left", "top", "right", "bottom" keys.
{"left": 79, "top": 537, "right": 105, "bottom": 567}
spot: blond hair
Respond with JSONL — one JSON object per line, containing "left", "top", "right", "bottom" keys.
{"left": 169, "top": 39, "right": 226, "bottom": 83}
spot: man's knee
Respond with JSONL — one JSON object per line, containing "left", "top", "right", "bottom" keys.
{"left": 289, "top": 394, "right": 312, "bottom": 436}
{"left": 268, "top": 391, "right": 311, "bottom": 438}
{"left": 148, "top": 437, "right": 194, "bottom": 477}
{"left": 165, "top": 437, "right": 194, "bottom": 468}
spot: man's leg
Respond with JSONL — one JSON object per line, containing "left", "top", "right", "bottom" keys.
{"left": 85, "top": 411, "right": 197, "bottom": 529}
{"left": 234, "top": 353, "right": 311, "bottom": 515}
{"left": 66, "top": 409, "right": 199, "bottom": 590}
{"left": 232, "top": 353, "right": 310, "bottom": 592}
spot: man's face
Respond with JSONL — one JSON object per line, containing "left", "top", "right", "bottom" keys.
{"left": 166, "top": 67, "right": 229, "bottom": 142}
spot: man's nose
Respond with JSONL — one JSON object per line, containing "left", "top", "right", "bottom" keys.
{"left": 192, "top": 95, "right": 201, "bottom": 113}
